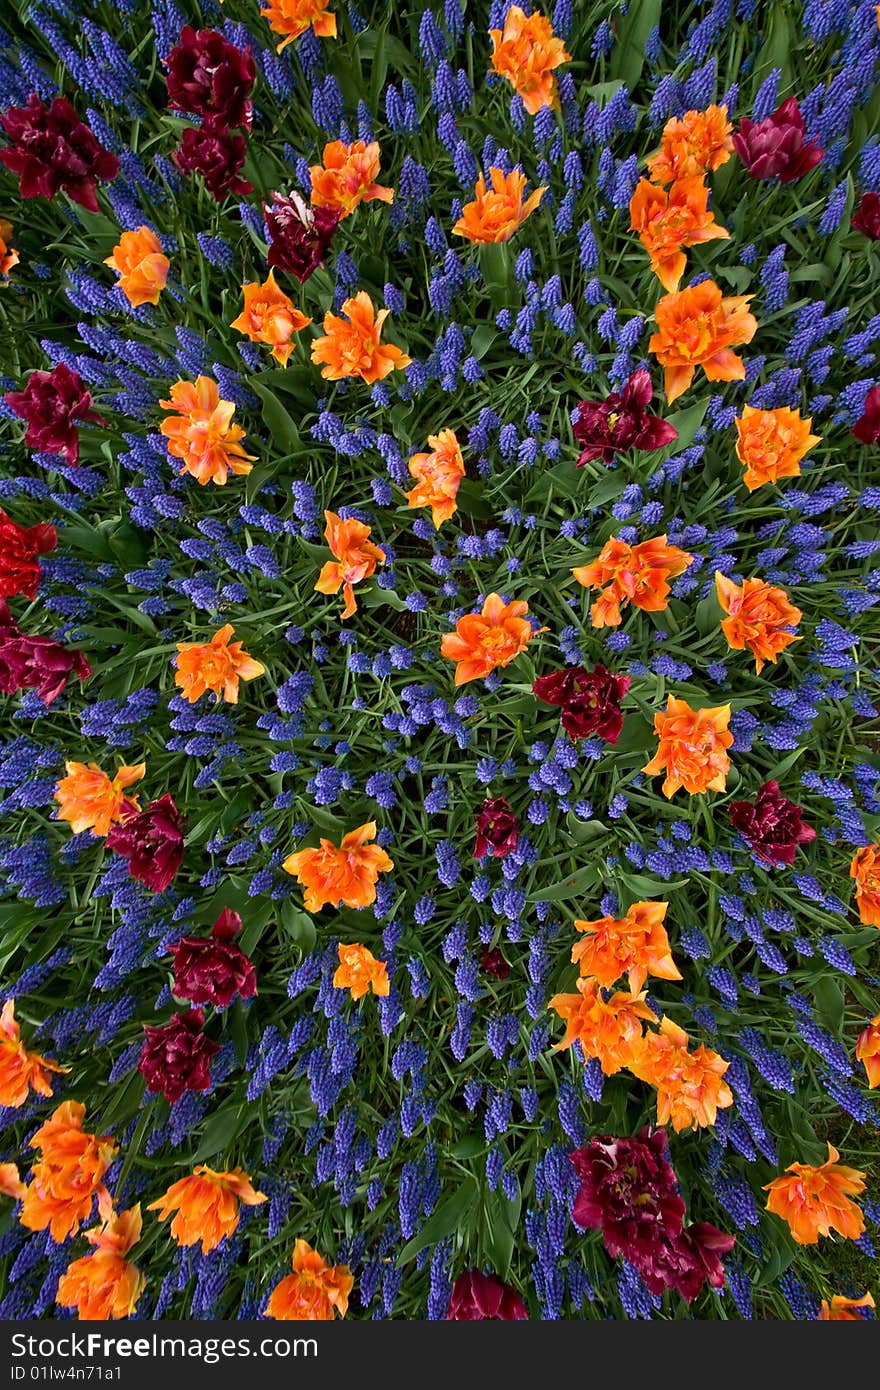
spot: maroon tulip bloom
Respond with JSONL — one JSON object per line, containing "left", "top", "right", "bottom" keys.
{"left": 169, "top": 908, "right": 257, "bottom": 1009}
{"left": 729, "top": 779, "right": 816, "bottom": 866}
{"left": 852, "top": 384, "right": 880, "bottom": 445}
{"left": 139, "top": 1007, "right": 219, "bottom": 1104}
{"left": 106, "top": 794, "right": 185, "bottom": 893}
{"left": 5, "top": 363, "right": 106, "bottom": 467}
{"left": 533, "top": 663, "right": 630, "bottom": 743}
{"left": 165, "top": 26, "right": 256, "bottom": 129}
{"left": 573, "top": 370, "right": 678, "bottom": 467}
{"left": 0, "top": 509, "right": 57, "bottom": 600}
{"left": 480, "top": 946, "right": 511, "bottom": 980}
{"left": 570, "top": 1128, "right": 735, "bottom": 1303}
{"left": 474, "top": 796, "right": 519, "bottom": 859}
{"left": 0, "top": 600, "right": 89, "bottom": 706}
{"left": 445, "top": 1269, "right": 528, "bottom": 1320}
{"left": 0, "top": 94, "right": 119, "bottom": 212}
{"left": 172, "top": 124, "right": 252, "bottom": 201}
{"left": 732, "top": 98, "right": 823, "bottom": 184}
{"left": 264, "top": 189, "right": 339, "bottom": 283}
{"left": 663, "top": 1222, "right": 737, "bottom": 1303}
{"left": 852, "top": 191, "right": 880, "bottom": 240}
{"left": 571, "top": 1129, "right": 686, "bottom": 1263}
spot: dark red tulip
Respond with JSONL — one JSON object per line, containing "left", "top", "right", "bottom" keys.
{"left": 139, "top": 1007, "right": 219, "bottom": 1103}
{"left": 474, "top": 796, "right": 519, "bottom": 859}
{"left": 573, "top": 370, "right": 678, "bottom": 467}
{"left": 852, "top": 384, "right": 880, "bottom": 446}
{"left": 445, "top": 1269, "right": 528, "bottom": 1320}
{"left": 0, "top": 509, "right": 57, "bottom": 600}
{"left": 165, "top": 26, "right": 256, "bottom": 129}
{"left": 5, "top": 363, "right": 106, "bottom": 467}
{"left": 729, "top": 780, "right": 816, "bottom": 866}
{"left": 169, "top": 908, "right": 257, "bottom": 1008}
{"left": 480, "top": 946, "right": 511, "bottom": 980}
{"left": 732, "top": 98, "right": 823, "bottom": 184}
{"left": 0, "top": 94, "right": 119, "bottom": 212}
{"left": 172, "top": 124, "right": 252, "bottom": 201}
{"left": 533, "top": 663, "right": 630, "bottom": 743}
{"left": 264, "top": 189, "right": 339, "bottom": 283}
{"left": 0, "top": 600, "right": 89, "bottom": 706}
{"left": 852, "top": 191, "right": 880, "bottom": 241}
{"left": 106, "top": 794, "right": 185, "bottom": 893}
{"left": 570, "top": 1128, "right": 735, "bottom": 1303}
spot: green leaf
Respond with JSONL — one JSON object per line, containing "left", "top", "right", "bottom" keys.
{"left": 661, "top": 398, "right": 709, "bottom": 458}
{"left": 527, "top": 862, "right": 602, "bottom": 903}
{"left": 614, "top": 872, "right": 688, "bottom": 901}
{"left": 251, "top": 379, "right": 301, "bottom": 450}
{"left": 813, "top": 976, "right": 844, "bottom": 1032}
{"left": 396, "top": 1177, "right": 478, "bottom": 1266}
{"left": 360, "top": 584, "right": 408, "bottom": 611}
{"left": 279, "top": 903, "right": 317, "bottom": 951}
{"left": 98, "top": 1070, "right": 147, "bottom": 1133}
{"left": 189, "top": 1100, "right": 250, "bottom": 1164}
{"left": 482, "top": 1186, "right": 521, "bottom": 1281}
{"left": 471, "top": 325, "right": 496, "bottom": 359}
{"left": 565, "top": 812, "right": 610, "bottom": 844}
{"left": 609, "top": 0, "right": 662, "bottom": 90}
{"left": 455, "top": 480, "right": 496, "bottom": 519}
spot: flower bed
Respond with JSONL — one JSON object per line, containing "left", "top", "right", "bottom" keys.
{"left": 0, "top": 0, "right": 878, "bottom": 1322}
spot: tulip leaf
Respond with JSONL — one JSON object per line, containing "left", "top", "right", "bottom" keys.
{"left": 609, "top": 0, "right": 661, "bottom": 90}
{"left": 396, "top": 1177, "right": 479, "bottom": 1266}
{"left": 189, "top": 1099, "right": 251, "bottom": 1164}
{"left": 527, "top": 863, "right": 602, "bottom": 903}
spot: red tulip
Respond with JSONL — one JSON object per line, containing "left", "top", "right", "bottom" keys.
{"left": 139, "top": 1008, "right": 219, "bottom": 1103}
{"left": 172, "top": 124, "right": 252, "bottom": 201}
{"left": 445, "top": 1269, "right": 528, "bottom": 1320}
{"left": 729, "top": 780, "right": 815, "bottom": 866}
{"left": 573, "top": 370, "right": 678, "bottom": 467}
{"left": 106, "top": 794, "right": 185, "bottom": 893}
{"left": 165, "top": 26, "right": 256, "bottom": 129}
{"left": 732, "top": 98, "right": 823, "bottom": 184}
{"left": 264, "top": 189, "right": 339, "bottom": 283}
{"left": 0, "top": 509, "right": 57, "bottom": 600}
{"left": 5, "top": 363, "right": 106, "bottom": 467}
{"left": 0, "top": 94, "right": 118, "bottom": 212}
{"left": 0, "top": 601, "right": 89, "bottom": 706}
{"left": 170, "top": 909, "right": 257, "bottom": 1008}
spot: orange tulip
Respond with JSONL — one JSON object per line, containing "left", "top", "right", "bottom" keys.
{"left": 175, "top": 624, "right": 264, "bottom": 704}
{"left": 0, "top": 1162, "right": 26, "bottom": 1200}
{"left": 54, "top": 760, "right": 145, "bottom": 836}
{"left": 649, "top": 279, "right": 757, "bottom": 403}
{"left": 314, "top": 509, "right": 386, "bottom": 619}
{"left": 333, "top": 943, "right": 390, "bottom": 999}
{"left": 103, "top": 226, "right": 169, "bottom": 307}
{"left": 265, "top": 1239, "right": 353, "bottom": 1320}
{"left": 282, "top": 821, "right": 393, "bottom": 913}
{"left": 159, "top": 376, "right": 255, "bottom": 486}
{"left": 571, "top": 901, "right": 681, "bottom": 995}
{"left": 629, "top": 176, "right": 729, "bottom": 292}
{"left": 0, "top": 1000, "right": 68, "bottom": 1108}
{"left": 818, "top": 1292, "right": 875, "bottom": 1320}
{"left": 453, "top": 167, "right": 546, "bottom": 244}
{"left": 309, "top": 140, "right": 393, "bottom": 219}
{"left": 856, "top": 1013, "right": 880, "bottom": 1087}
{"left": 148, "top": 1166, "right": 266, "bottom": 1254}
{"left": 406, "top": 429, "right": 466, "bottom": 528}
{"left": 441, "top": 592, "right": 543, "bottom": 686}
{"left": 714, "top": 571, "right": 801, "bottom": 674}
{"left": 572, "top": 534, "right": 694, "bottom": 628}
{"left": 646, "top": 105, "right": 734, "bottom": 185}
{"left": 0, "top": 218, "right": 19, "bottom": 278}
{"left": 230, "top": 270, "right": 311, "bottom": 366}
{"left": 20, "top": 1101, "right": 117, "bottom": 1243}
{"left": 734, "top": 404, "right": 821, "bottom": 491}
{"left": 548, "top": 977, "right": 655, "bottom": 1074}
{"left": 851, "top": 843, "right": 880, "bottom": 927}
{"left": 310, "top": 292, "right": 411, "bottom": 385}
{"left": 643, "top": 695, "right": 732, "bottom": 798}
{"left": 764, "top": 1144, "right": 866, "bottom": 1245}
{"left": 261, "top": 0, "right": 336, "bottom": 50}
{"left": 56, "top": 1206, "right": 144, "bottom": 1321}
{"left": 489, "top": 5, "right": 571, "bottom": 116}
{"left": 630, "top": 1017, "right": 734, "bottom": 1132}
